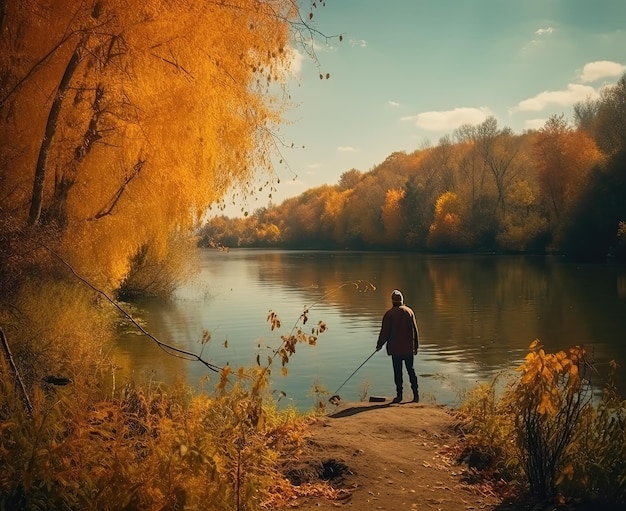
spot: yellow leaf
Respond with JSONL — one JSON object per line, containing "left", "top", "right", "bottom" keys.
{"left": 541, "top": 366, "right": 554, "bottom": 382}
{"left": 538, "top": 391, "right": 556, "bottom": 416}
{"left": 218, "top": 365, "right": 232, "bottom": 389}
{"left": 525, "top": 351, "right": 536, "bottom": 362}
{"left": 556, "top": 464, "right": 575, "bottom": 485}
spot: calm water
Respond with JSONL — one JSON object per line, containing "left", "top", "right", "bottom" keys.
{"left": 115, "top": 250, "right": 626, "bottom": 410}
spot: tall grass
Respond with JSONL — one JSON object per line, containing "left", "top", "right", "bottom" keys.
{"left": 0, "top": 368, "right": 314, "bottom": 510}
{"left": 0, "top": 281, "right": 333, "bottom": 510}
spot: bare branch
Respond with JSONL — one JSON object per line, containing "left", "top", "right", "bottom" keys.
{"left": 90, "top": 159, "right": 145, "bottom": 220}
{"left": 40, "top": 241, "right": 222, "bottom": 373}
{"left": 0, "top": 328, "right": 34, "bottom": 416}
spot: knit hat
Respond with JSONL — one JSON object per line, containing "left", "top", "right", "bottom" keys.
{"left": 391, "top": 289, "right": 404, "bottom": 305}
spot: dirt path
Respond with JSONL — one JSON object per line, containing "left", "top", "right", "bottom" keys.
{"left": 284, "top": 400, "right": 513, "bottom": 510}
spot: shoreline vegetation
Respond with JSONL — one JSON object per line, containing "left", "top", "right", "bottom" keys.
{"left": 2, "top": 305, "right": 625, "bottom": 510}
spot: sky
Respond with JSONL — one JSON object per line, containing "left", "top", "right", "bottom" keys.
{"left": 223, "top": 0, "right": 626, "bottom": 216}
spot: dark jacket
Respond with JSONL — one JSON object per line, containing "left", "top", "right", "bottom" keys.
{"left": 376, "top": 304, "right": 419, "bottom": 356}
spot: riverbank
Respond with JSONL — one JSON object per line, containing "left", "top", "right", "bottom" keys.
{"left": 282, "top": 399, "right": 516, "bottom": 510}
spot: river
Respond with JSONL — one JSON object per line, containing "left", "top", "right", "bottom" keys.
{"left": 115, "top": 250, "right": 626, "bottom": 410}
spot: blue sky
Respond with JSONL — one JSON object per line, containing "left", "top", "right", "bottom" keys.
{"left": 225, "top": 0, "right": 626, "bottom": 216}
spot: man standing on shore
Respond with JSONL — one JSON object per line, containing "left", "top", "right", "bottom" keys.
{"left": 376, "top": 289, "right": 420, "bottom": 403}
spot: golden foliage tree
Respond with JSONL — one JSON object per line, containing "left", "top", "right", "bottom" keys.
{"left": 320, "top": 187, "right": 350, "bottom": 245}
{"left": 0, "top": 0, "right": 303, "bottom": 290}
{"left": 427, "top": 191, "right": 464, "bottom": 250}
{"left": 534, "top": 115, "right": 602, "bottom": 223}
{"left": 381, "top": 188, "right": 405, "bottom": 244}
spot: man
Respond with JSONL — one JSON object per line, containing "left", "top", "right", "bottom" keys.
{"left": 376, "top": 289, "right": 420, "bottom": 403}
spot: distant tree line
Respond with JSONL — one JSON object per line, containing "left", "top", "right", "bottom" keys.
{"left": 199, "top": 75, "right": 626, "bottom": 262}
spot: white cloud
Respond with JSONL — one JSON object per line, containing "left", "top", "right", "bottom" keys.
{"left": 522, "top": 27, "right": 556, "bottom": 54}
{"left": 312, "top": 40, "right": 338, "bottom": 54}
{"left": 306, "top": 163, "right": 322, "bottom": 169}
{"left": 388, "top": 101, "right": 400, "bottom": 107}
{"left": 287, "top": 47, "right": 304, "bottom": 75}
{"left": 280, "top": 178, "right": 306, "bottom": 189}
{"left": 580, "top": 61, "right": 626, "bottom": 83}
{"left": 524, "top": 118, "right": 547, "bottom": 130}
{"left": 535, "top": 27, "right": 555, "bottom": 36}
{"left": 522, "top": 26, "right": 555, "bottom": 54}
{"left": 514, "top": 84, "right": 599, "bottom": 112}
{"left": 350, "top": 39, "right": 367, "bottom": 48}
{"left": 402, "top": 107, "right": 493, "bottom": 131}
{"left": 337, "top": 146, "right": 356, "bottom": 152}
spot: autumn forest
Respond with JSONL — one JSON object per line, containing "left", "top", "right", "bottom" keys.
{"left": 201, "top": 83, "right": 626, "bottom": 262}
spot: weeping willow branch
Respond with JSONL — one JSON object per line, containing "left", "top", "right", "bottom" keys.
{"left": 254, "top": 279, "right": 376, "bottom": 394}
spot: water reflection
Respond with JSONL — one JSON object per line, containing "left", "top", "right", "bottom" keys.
{"left": 114, "top": 251, "right": 626, "bottom": 410}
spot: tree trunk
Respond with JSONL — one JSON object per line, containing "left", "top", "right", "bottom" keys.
{"left": 28, "top": 38, "right": 84, "bottom": 227}
{"left": 0, "top": 1, "right": 6, "bottom": 34}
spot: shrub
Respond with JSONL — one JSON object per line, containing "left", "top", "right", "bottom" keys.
{"left": 460, "top": 340, "right": 626, "bottom": 508}
{"left": 0, "top": 356, "right": 316, "bottom": 510}
{"left": 457, "top": 374, "right": 517, "bottom": 481}
{"left": 565, "top": 360, "right": 626, "bottom": 505}
{"left": 506, "top": 341, "right": 593, "bottom": 500}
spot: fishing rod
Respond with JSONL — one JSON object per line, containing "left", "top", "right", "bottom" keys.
{"left": 329, "top": 350, "right": 377, "bottom": 404}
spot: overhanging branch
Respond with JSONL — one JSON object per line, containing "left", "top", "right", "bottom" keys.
{"left": 41, "top": 241, "right": 222, "bottom": 373}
